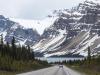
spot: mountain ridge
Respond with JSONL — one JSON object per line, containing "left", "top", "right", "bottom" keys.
{"left": 0, "top": 15, "right": 40, "bottom": 46}
{"left": 0, "top": 0, "right": 100, "bottom": 57}
{"left": 33, "top": 0, "right": 100, "bottom": 57}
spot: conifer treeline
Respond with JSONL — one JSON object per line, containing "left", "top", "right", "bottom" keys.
{"left": 0, "top": 35, "right": 50, "bottom": 72}
{"left": 0, "top": 35, "right": 34, "bottom": 61}
{"left": 64, "top": 46, "right": 100, "bottom": 75}
{"left": 0, "top": 35, "right": 37, "bottom": 71}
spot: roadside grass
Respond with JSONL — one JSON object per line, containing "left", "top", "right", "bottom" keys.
{"left": 0, "top": 60, "right": 51, "bottom": 75}
{"left": 0, "top": 71, "right": 15, "bottom": 75}
{"left": 64, "top": 56, "right": 100, "bottom": 75}
{"left": 0, "top": 65, "right": 50, "bottom": 75}
{"left": 66, "top": 65, "right": 100, "bottom": 75}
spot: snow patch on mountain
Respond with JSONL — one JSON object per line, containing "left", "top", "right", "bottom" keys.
{"left": 77, "top": 34, "right": 99, "bottom": 56}
{"left": 87, "top": 0, "right": 100, "bottom": 4}
{"left": 33, "top": 29, "right": 66, "bottom": 53}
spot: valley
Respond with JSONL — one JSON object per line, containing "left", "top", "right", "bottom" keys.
{"left": 0, "top": 0, "right": 100, "bottom": 75}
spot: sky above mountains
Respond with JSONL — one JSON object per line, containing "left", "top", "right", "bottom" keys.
{"left": 0, "top": 0, "right": 84, "bottom": 20}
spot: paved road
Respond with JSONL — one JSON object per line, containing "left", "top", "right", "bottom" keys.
{"left": 17, "top": 65, "right": 85, "bottom": 75}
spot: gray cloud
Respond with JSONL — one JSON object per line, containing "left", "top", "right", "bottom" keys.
{"left": 0, "top": 0, "right": 84, "bottom": 19}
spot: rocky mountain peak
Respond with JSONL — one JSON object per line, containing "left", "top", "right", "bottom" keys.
{"left": 33, "top": 0, "right": 100, "bottom": 57}
{"left": 0, "top": 15, "right": 40, "bottom": 46}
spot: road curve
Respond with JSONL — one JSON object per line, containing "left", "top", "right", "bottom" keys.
{"left": 17, "top": 65, "right": 85, "bottom": 75}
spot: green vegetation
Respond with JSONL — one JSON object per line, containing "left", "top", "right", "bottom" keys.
{"left": 0, "top": 35, "right": 50, "bottom": 75}
{"left": 0, "top": 71, "right": 15, "bottom": 75}
{"left": 64, "top": 46, "right": 100, "bottom": 75}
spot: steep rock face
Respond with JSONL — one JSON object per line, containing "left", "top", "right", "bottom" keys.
{"left": 33, "top": 0, "right": 100, "bottom": 57}
{"left": 0, "top": 15, "right": 40, "bottom": 46}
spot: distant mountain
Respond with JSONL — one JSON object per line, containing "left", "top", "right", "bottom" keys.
{"left": 0, "top": 0, "right": 100, "bottom": 57}
{"left": 10, "top": 17, "right": 57, "bottom": 35}
{"left": 33, "top": 0, "right": 100, "bottom": 57}
{"left": 0, "top": 15, "right": 40, "bottom": 46}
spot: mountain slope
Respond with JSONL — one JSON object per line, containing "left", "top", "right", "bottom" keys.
{"left": 1, "top": 0, "right": 100, "bottom": 57}
{"left": 33, "top": 0, "right": 100, "bottom": 57}
{"left": 0, "top": 15, "right": 40, "bottom": 46}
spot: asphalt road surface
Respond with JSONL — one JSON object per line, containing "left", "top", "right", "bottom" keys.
{"left": 17, "top": 65, "right": 85, "bottom": 75}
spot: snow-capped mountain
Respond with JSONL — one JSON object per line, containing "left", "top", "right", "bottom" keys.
{"left": 10, "top": 16, "right": 57, "bottom": 35}
{"left": 0, "top": 15, "right": 40, "bottom": 46}
{"left": 0, "top": 0, "right": 100, "bottom": 57}
{"left": 0, "top": 12, "right": 58, "bottom": 47}
{"left": 33, "top": 0, "right": 100, "bottom": 57}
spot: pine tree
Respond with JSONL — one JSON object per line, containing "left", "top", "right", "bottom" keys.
{"left": 0, "top": 34, "right": 4, "bottom": 56}
{"left": 0, "top": 34, "right": 3, "bottom": 45}
{"left": 6, "top": 42, "right": 10, "bottom": 56}
{"left": 27, "top": 45, "right": 34, "bottom": 60}
{"left": 32, "top": 50, "right": 34, "bottom": 60}
{"left": 12, "top": 37, "right": 16, "bottom": 48}
{"left": 17, "top": 43, "right": 22, "bottom": 60}
{"left": 88, "top": 46, "right": 91, "bottom": 64}
{"left": 11, "top": 37, "right": 16, "bottom": 59}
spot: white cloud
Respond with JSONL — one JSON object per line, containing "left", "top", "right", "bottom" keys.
{"left": 0, "top": 0, "right": 84, "bottom": 19}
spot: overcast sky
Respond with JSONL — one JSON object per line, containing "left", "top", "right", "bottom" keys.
{"left": 0, "top": 0, "right": 84, "bottom": 20}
